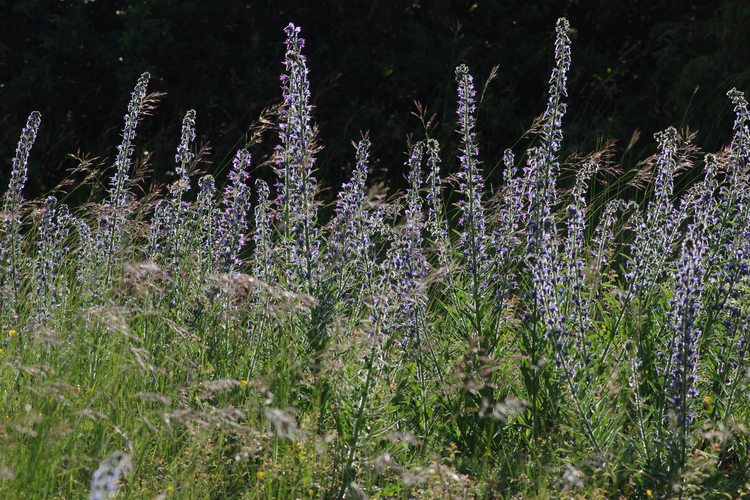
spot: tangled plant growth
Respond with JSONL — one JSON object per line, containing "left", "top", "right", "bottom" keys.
{"left": 1, "top": 18, "right": 750, "bottom": 498}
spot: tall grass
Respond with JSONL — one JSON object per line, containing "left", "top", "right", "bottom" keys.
{"left": 1, "top": 18, "right": 750, "bottom": 498}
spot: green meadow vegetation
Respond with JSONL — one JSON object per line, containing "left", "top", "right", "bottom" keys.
{"left": 2, "top": 18, "right": 750, "bottom": 498}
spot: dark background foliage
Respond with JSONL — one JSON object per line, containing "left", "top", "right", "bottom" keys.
{"left": 1, "top": 0, "right": 749, "bottom": 199}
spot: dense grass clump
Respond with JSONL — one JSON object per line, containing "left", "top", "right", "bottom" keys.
{"left": 2, "top": 18, "right": 750, "bottom": 498}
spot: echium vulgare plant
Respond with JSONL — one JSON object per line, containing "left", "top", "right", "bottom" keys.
{"left": 146, "top": 201, "right": 172, "bottom": 263}
{"left": 8, "top": 17, "right": 750, "bottom": 499}
{"left": 724, "top": 88, "right": 750, "bottom": 218}
{"left": 89, "top": 451, "right": 132, "bottom": 500}
{"left": 696, "top": 102, "right": 750, "bottom": 432}
{"left": 561, "top": 161, "right": 599, "bottom": 370}
{"left": 602, "top": 129, "right": 684, "bottom": 382}
{"left": 275, "top": 22, "right": 320, "bottom": 293}
{"left": 626, "top": 127, "right": 681, "bottom": 295}
{"left": 101, "top": 72, "right": 150, "bottom": 281}
{"left": 523, "top": 17, "right": 571, "bottom": 250}
{"left": 147, "top": 109, "right": 197, "bottom": 274}
{"left": 334, "top": 144, "right": 430, "bottom": 497}
{"left": 492, "top": 148, "right": 524, "bottom": 292}
{"left": 329, "top": 138, "right": 375, "bottom": 305}
{"left": 1, "top": 111, "right": 42, "bottom": 320}
{"left": 424, "top": 138, "right": 450, "bottom": 270}
{"left": 659, "top": 218, "right": 709, "bottom": 466}
{"left": 168, "top": 109, "right": 197, "bottom": 263}
{"left": 590, "top": 198, "right": 631, "bottom": 277}
{"left": 523, "top": 16, "right": 571, "bottom": 360}
{"left": 216, "top": 149, "right": 253, "bottom": 272}
{"left": 251, "top": 179, "right": 274, "bottom": 282}
{"left": 519, "top": 17, "right": 604, "bottom": 450}
{"left": 710, "top": 231, "right": 750, "bottom": 423}
{"left": 522, "top": 18, "right": 572, "bottom": 367}
{"left": 695, "top": 153, "right": 719, "bottom": 234}
{"left": 454, "top": 64, "right": 490, "bottom": 342}
{"left": 708, "top": 89, "right": 750, "bottom": 288}
{"left": 32, "top": 196, "right": 71, "bottom": 323}
{"left": 193, "top": 174, "right": 219, "bottom": 274}
{"left": 77, "top": 72, "right": 150, "bottom": 301}
{"left": 385, "top": 142, "right": 429, "bottom": 344}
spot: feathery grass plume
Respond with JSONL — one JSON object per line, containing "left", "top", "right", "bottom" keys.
{"left": 275, "top": 23, "right": 320, "bottom": 292}
{"left": 101, "top": 72, "right": 150, "bottom": 280}
{"left": 217, "top": 149, "right": 252, "bottom": 272}
{"left": 251, "top": 179, "right": 274, "bottom": 282}
{"left": 32, "top": 196, "right": 71, "bottom": 323}
{"left": 1, "top": 111, "right": 42, "bottom": 319}
{"left": 424, "top": 138, "right": 450, "bottom": 269}
{"left": 329, "top": 138, "right": 375, "bottom": 302}
{"left": 89, "top": 451, "right": 132, "bottom": 500}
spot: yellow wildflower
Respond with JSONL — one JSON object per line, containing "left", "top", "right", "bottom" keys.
{"left": 8, "top": 329, "right": 17, "bottom": 336}
{"left": 240, "top": 379, "right": 249, "bottom": 386}
{"left": 166, "top": 485, "right": 174, "bottom": 494}
{"left": 646, "top": 489, "right": 653, "bottom": 497}
{"left": 256, "top": 471, "right": 266, "bottom": 480}
{"left": 0, "top": 348, "right": 4, "bottom": 355}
